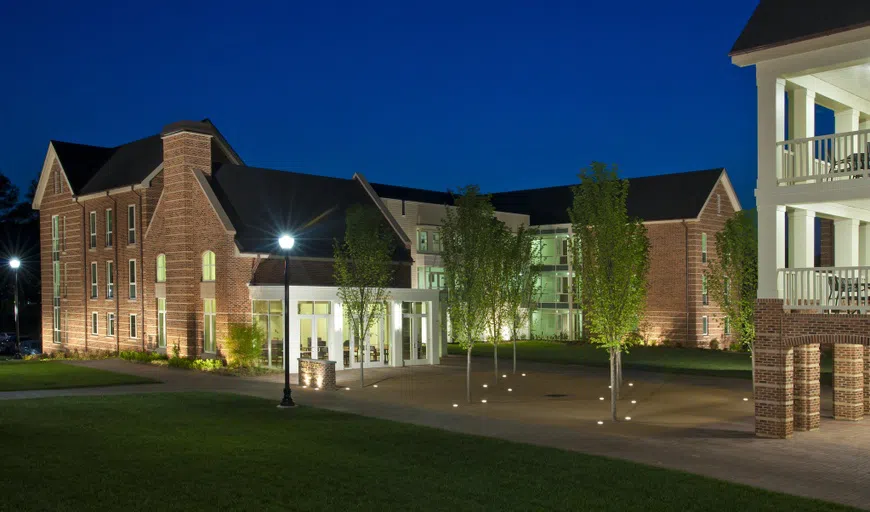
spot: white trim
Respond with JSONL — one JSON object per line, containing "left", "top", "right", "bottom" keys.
{"left": 731, "top": 25, "right": 870, "bottom": 67}
{"left": 144, "top": 187, "right": 166, "bottom": 240}
{"left": 32, "top": 142, "right": 74, "bottom": 210}
{"left": 192, "top": 169, "right": 236, "bottom": 234}
{"left": 696, "top": 171, "right": 742, "bottom": 219}
{"left": 140, "top": 163, "right": 164, "bottom": 187}
{"left": 352, "top": 172, "right": 412, "bottom": 247}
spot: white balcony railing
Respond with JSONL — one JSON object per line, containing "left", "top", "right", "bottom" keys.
{"left": 777, "top": 129, "right": 870, "bottom": 185}
{"left": 779, "top": 266, "right": 870, "bottom": 312}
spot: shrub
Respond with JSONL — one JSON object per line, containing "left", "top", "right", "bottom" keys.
{"left": 224, "top": 322, "right": 265, "bottom": 368}
{"left": 709, "top": 338, "right": 720, "bottom": 351}
{"left": 168, "top": 357, "right": 193, "bottom": 370}
{"left": 192, "top": 358, "right": 224, "bottom": 371}
{"left": 36, "top": 348, "right": 115, "bottom": 361}
{"left": 120, "top": 350, "right": 167, "bottom": 364}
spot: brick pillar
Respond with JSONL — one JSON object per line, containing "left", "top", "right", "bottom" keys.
{"left": 819, "top": 218, "right": 834, "bottom": 267}
{"left": 793, "top": 344, "right": 820, "bottom": 431}
{"left": 865, "top": 345, "right": 870, "bottom": 415}
{"left": 833, "top": 344, "right": 864, "bottom": 421}
{"left": 753, "top": 299, "right": 793, "bottom": 438}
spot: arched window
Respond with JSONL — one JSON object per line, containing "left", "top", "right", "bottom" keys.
{"left": 156, "top": 254, "right": 166, "bottom": 283}
{"left": 202, "top": 251, "right": 216, "bottom": 282}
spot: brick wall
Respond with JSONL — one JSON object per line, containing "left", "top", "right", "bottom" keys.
{"left": 819, "top": 218, "right": 834, "bottom": 266}
{"left": 643, "top": 221, "right": 688, "bottom": 345}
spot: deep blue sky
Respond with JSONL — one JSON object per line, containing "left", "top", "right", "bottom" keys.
{"left": 2, "top": 0, "right": 786, "bottom": 209}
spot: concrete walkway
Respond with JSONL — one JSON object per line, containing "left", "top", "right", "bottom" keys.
{"left": 3, "top": 357, "right": 868, "bottom": 510}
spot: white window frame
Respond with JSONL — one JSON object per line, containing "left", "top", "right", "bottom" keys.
{"left": 701, "top": 315, "right": 709, "bottom": 336}
{"left": 156, "top": 254, "right": 166, "bottom": 283}
{"left": 89, "top": 211, "right": 97, "bottom": 249}
{"left": 107, "top": 312, "right": 115, "bottom": 337}
{"left": 127, "top": 204, "right": 136, "bottom": 245}
{"left": 105, "top": 209, "right": 113, "bottom": 247}
{"left": 129, "top": 314, "right": 138, "bottom": 339}
{"left": 106, "top": 261, "right": 114, "bottom": 299}
{"left": 90, "top": 262, "right": 98, "bottom": 299}
{"left": 202, "top": 251, "right": 216, "bottom": 282}
{"left": 129, "top": 259, "right": 137, "bottom": 299}
{"left": 701, "top": 232, "right": 708, "bottom": 264}
{"left": 62, "top": 215, "right": 66, "bottom": 252}
{"left": 724, "top": 316, "right": 731, "bottom": 336}
{"left": 91, "top": 312, "right": 98, "bottom": 335}
{"left": 203, "top": 299, "right": 216, "bottom": 353}
{"left": 701, "top": 275, "right": 708, "bottom": 306}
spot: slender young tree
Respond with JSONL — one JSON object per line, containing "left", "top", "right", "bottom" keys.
{"left": 442, "top": 186, "right": 493, "bottom": 403}
{"left": 482, "top": 220, "right": 510, "bottom": 380}
{"left": 334, "top": 204, "right": 395, "bottom": 389}
{"left": 570, "top": 162, "right": 650, "bottom": 421}
{"left": 504, "top": 225, "right": 541, "bottom": 373}
{"left": 706, "top": 209, "right": 758, "bottom": 376}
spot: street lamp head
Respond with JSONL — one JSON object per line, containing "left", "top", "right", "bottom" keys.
{"left": 9, "top": 258, "right": 20, "bottom": 269}
{"left": 278, "top": 234, "right": 295, "bottom": 250}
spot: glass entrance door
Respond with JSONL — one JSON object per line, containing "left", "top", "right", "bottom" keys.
{"left": 299, "top": 301, "right": 331, "bottom": 360}
{"left": 402, "top": 302, "right": 429, "bottom": 364}
{"left": 343, "top": 311, "right": 391, "bottom": 368}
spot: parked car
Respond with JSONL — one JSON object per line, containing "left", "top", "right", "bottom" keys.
{"left": 18, "top": 338, "right": 41, "bottom": 356}
{"left": 0, "top": 333, "right": 16, "bottom": 355}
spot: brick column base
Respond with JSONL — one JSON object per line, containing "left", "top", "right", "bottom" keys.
{"left": 833, "top": 344, "right": 864, "bottom": 421}
{"left": 794, "top": 344, "right": 820, "bottom": 431}
{"left": 865, "top": 346, "right": 870, "bottom": 416}
{"left": 754, "top": 347, "right": 794, "bottom": 439}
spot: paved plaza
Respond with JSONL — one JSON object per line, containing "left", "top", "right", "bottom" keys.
{"left": 4, "top": 357, "right": 869, "bottom": 509}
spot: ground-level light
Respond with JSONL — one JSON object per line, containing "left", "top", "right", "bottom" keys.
{"left": 597, "top": 421, "right": 604, "bottom": 425}
{"left": 631, "top": 400, "right": 636, "bottom": 404}
{"left": 453, "top": 404, "right": 458, "bottom": 407}
{"left": 481, "top": 399, "right": 488, "bottom": 403}
{"left": 507, "top": 388, "right": 512, "bottom": 392}
{"left": 625, "top": 416, "right": 631, "bottom": 421}
{"left": 482, "top": 384, "right": 488, "bottom": 388}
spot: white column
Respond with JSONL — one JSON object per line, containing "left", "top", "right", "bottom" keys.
{"left": 757, "top": 75, "right": 786, "bottom": 189}
{"left": 793, "top": 88, "right": 815, "bottom": 139}
{"left": 835, "top": 109, "right": 860, "bottom": 133}
{"left": 860, "top": 120, "right": 870, "bottom": 132}
{"left": 860, "top": 224, "right": 870, "bottom": 266}
{"left": 758, "top": 204, "right": 787, "bottom": 298}
{"left": 789, "top": 209, "right": 815, "bottom": 268}
{"left": 834, "top": 218, "right": 860, "bottom": 266}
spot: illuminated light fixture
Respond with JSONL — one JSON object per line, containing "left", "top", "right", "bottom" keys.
{"left": 743, "top": 397, "right": 749, "bottom": 401}
{"left": 452, "top": 404, "right": 458, "bottom": 407}
{"left": 599, "top": 397, "right": 604, "bottom": 401}
{"left": 345, "top": 387, "right": 351, "bottom": 391}
{"left": 502, "top": 374, "right": 507, "bottom": 378}
{"left": 482, "top": 384, "right": 488, "bottom": 388}
{"left": 628, "top": 383, "right": 633, "bottom": 387}
{"left": 631, "top": 400, "right": 636, "bottom": 404}
{"left": 597, "top": 421, "right": 604, "bottom": 425}
{"left": 9, "top": 258, "right": 20, "bottom": 269}
{"left": 507, "top": 388, "right": 512, "bottom": 392}
{"left": 373, "top": 384, "right": 378, "bottom": 388}
{"left": 521, "top": 373, "right": 526, "bottom": 377}
{"left": 481, "top": 399, "right": 487, "bottom": 403}
{"left": 608, "top": 386, "right": 612, "bottom": 389}
{"left": 314, "top": 387, "right": 320, "bottom": 391}
{"left": 625, "top": 416, "right": 631, "bottom": 421}
{"left": 278, "top": 234, "right": 295, "bottom": 250}
{"left": 302, "top": 385, "right": 308, "bottom": 389}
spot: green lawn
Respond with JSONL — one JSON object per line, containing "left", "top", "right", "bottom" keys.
{"left": 0, "top": 361, "right": 157, "bottom": 391}
{"left": 2, "top": 393, "right": 851, "bottom": 511}
{"left": 448, "top": 341, "right": 834, "bottom": 380}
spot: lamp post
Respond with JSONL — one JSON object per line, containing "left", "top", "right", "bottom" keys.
{"left": 278, "top": 235, "right": 296, "bottom": 408}
{"left": 9, "top": 258, "right": 21, "bottom": 359}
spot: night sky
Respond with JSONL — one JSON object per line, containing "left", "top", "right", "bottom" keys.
{"left": 0, "top": 0, "right": 822, "bottom": 209}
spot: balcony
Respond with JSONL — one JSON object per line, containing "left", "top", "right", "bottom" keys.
{"left": 779, "top": 266, "right": 870, "bottom": 312}
{"left": 778, "top": 129, "right": 870, "bottom": 186}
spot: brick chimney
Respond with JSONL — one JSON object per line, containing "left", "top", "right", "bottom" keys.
{"left": 159, "top": 121, "right": 215, "bottom": 356}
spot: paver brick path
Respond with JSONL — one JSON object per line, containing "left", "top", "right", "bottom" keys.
{"left": 4, "top": 357, "right": 868, "bottom": 510}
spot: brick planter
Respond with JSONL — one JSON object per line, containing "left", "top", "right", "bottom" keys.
{"left": 298, "top": 358, "right": 337, "bottom": 390}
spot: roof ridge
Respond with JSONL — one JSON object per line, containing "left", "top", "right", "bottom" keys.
{"left": 489, "top": 168, "right": 726, "bottom": 195}
{"left": 50, "top": 139, "right": 113, "bottom": 151}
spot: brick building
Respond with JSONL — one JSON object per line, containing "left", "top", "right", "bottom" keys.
{"left": 33, "top": 119, "right": 739, "bottom": 371}
{"left": 731, "top": 1, "right": 870, "bottom": 438}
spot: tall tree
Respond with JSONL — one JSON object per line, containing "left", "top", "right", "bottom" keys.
{"left": 570, "top": 162, "right": 650, "bottom": 421}
{"left": 442, "top": 186, "right": 493, "bottom": 403}
{"left": 706, "top": 210, "right": 758, "bottom": 373}
{"left": 482, "top": 219, "right": 510, "bottom": 380}
{"left": 334, "top": 204, "right": 395, "bottom": 389}
{"left": 503, "top": 225, "right": 541, "bottom": 373}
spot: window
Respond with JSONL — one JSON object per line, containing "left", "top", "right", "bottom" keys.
{"left": 253, "top": 300, "right": 284, "bottom": 367}
{"left": 418, "top": 230, "right": 428, "bottom": 252}
{"left": 701, "top": 232, "right": 708, "bottom": 264}
{"left": 89, "top": 211, "right": 97, "bottom": 248}
{"left": 717, "top": 194, "right": 722, "bottom": 215}
{"left": 417, "top": 266, "right": 446, "bottom": 290}
{"left": 90, "top": 262, "right": 98, "bottom": 299}
{"left": 156, "top": 254, "right": 166, "bottom": 283}
{"left": 129, "top": 260, "right": 137, "bottom": 299}
{"left": 157, "top": 299, "right": 167, "bottom": 348}
{"left": 62, "top": 216, "right": 66, "bottom": 252}
{"left": 127, "top": 205, "right": 136, "bottom": 244}
{"left": 105, "top": 209, "right": 113, "bottom": 247}
{"left": 63, "top": 263, "right": 68, "bottom": 298}
{"left": 724, "top": 317, "right": 731, "bottom": 336}
{"left": 723, "top": 277, "right": 730, "bottom": 305}
{"left": 51, "top": 216, "right": 61, "bottom": 344}
{"left": 203, "top": 299, "right": 216, "bottom": 353}
{"left": 91, "top": 312, "right": 98, "bottom": 335}
{"left": 560, "top": 238, "right": 569, "bottom": 265}
{"left": 202, "top": 251, "right": 216, "bottom": 282}
{"left": 107, "top": 313, "right": 115, "bottom": 337}
{"left": 129, "top": 314, "right": 138, "bottom": 338}
{"left": 298, "top": 301, "right": 331, "bottom": 360}
{"left": 701, "top": 316, "right": 709, "bottom": 336}
{"left": 702, "top": 275, "right": 708, "bottom": 305}
{"left": 432, "top": 231, "right": 442, "bottom": 253}
{"left": 106, "top": 261, "right": 114, "bottom": 299}
{"left": 416, "top": 228, "right": 442, "bottom": 253}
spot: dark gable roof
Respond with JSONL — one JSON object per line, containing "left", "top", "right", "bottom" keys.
{"left": 731, "top": 0, "right": 870, "bottom": 55}
{"left": 368, "top": 182, "right": 454, "bottom": 206}
{"left": 488, "top": 168, "right": 724, "bottom": 225}
{"left": 51, "top": 119, "right": 237, "bottom": 196}
{"left": 210, "top": 164, "right": 412, "bottom": 261}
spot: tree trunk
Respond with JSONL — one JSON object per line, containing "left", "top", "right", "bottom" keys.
{"left": 616, "top": 349, "right": 622, "bottom": 399}
{"left": 360, "top": 345, "right": 365, "bottom": 390}
{"left": 513, "top": 339, "right": 517, "bottom": 374}
{"left": 466, "top": 347, "right": 472, "bottom": 403}
{"left": 494, "top": 340, "right": 498, "bottom": 381}
{"left": 610, "top": 347, "right": 618, "bottom": 421}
